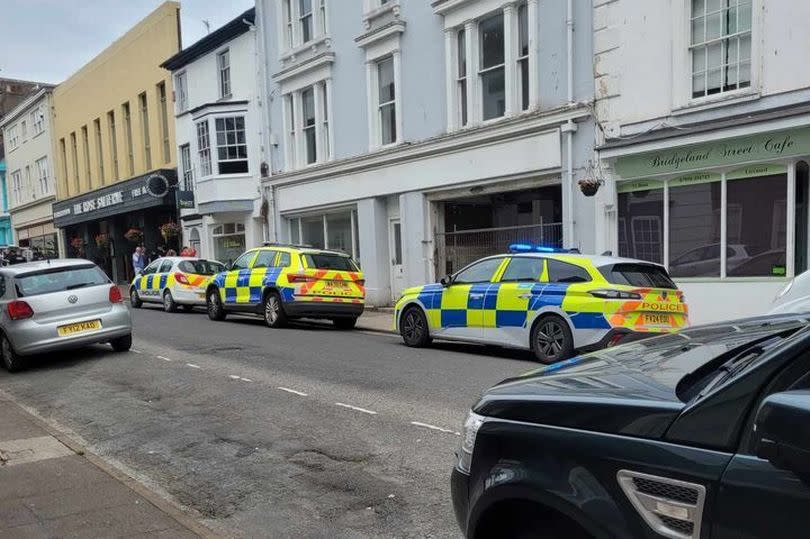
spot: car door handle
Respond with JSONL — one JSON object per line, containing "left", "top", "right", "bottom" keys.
{"left": 469, "top": 294, "right": 484, "bottom": 299}
{"left": 519, "top": 294, "right": 533, "bottom": 299}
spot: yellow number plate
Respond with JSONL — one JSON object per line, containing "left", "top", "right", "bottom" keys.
{"left": 57, "top": 320, "right": 102, "bottom": 337}
{"left": 643, "top": 314, "right": 671, "bottom": 326}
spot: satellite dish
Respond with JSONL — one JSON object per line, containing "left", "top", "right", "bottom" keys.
{"left": 146, "top": 174, "right": 170, "bottom": 198}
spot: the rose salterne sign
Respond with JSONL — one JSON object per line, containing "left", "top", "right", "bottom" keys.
{"left": 615, "top": 128, "right": 810, "bottom": 179}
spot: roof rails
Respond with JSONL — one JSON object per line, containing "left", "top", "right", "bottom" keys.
{"left": 261, "top": 242, "right": 313, "bottom": 249}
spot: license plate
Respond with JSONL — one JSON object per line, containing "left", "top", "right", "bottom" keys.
{"left": 57, "top": 320, "right": 102, "bottom": 337}
{"left": 643, "top": 314, "right": 671, "bottom": 326}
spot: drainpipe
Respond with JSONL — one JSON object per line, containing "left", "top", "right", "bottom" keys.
{"left": 253, "top": 1, "right": 275, "bottom": 242}
{"left": 563, "top": 0, "right": 577, "bottom": 248}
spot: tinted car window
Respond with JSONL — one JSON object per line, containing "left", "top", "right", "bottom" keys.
{"left": 303, "top": 253, "right": 358, "bottom": 271}
{"left": 232, "top": 252, "right": 254, "bottom": 270}
{"left": 178, "top": 260, "right": 226, "bottom": 275}
{"left": 454, "top": 258, "right": 505, "bottom": 284}
{"left": 142, "top": 262, "right": 159, "bottom": 275}
{"left": 16, "top": 265, "right": 109, "bottom": 297}
{"left": 253, "top": 250, "right": 277, "bottom": 269}
{"left": 158, "top": 260, "right": 174, "bottom": 273}
{"left": 600, "top": 263, "right": 677, "bottom": 289}
{"left": 501, "top": 257, "right": 544, "bottom": 282}
{"left": 547, "top": 259, "right": 590, "bottom": 283}
{"left": 278, "top": 252, "right": 291, "bottom": 267}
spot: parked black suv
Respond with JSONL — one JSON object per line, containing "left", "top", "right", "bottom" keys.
{"left": 451, "top": 315, "right": 810, "bottom": 538}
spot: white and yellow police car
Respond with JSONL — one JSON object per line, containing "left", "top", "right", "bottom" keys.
{"left": 129, "top": 257, "right": 226, "bottom": 312}
{"left": 394, "top": 244, "right": 689, "bottom": 363}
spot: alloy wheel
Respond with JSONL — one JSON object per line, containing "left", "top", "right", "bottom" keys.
{"left": 403, "top": 310, "right": 424, "bottom": 342}
{"left": 208, "top": 293, "right": 219, "bottom": 316}
{"left": 535, "top": 320, "right": 566, "bottom": 359}
{"left": 265, "top": 295, "right": 279, "bottom": 324}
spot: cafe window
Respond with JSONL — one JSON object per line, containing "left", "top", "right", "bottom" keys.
{"left": 287, "top": 210, "right": 359, "bottom": 259}
{"left": 618, "top": 166, "right": 789, "bottom": 279}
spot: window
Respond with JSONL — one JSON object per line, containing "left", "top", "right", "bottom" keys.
{"left": 32, "top": 106, "right": 45, "bottom": 135}
{"left": 158, "top": 259, "right": 174, "bottom": 273}
{"left": 36, "top": 157, "right": 49, "bottom": 196}
{"left": 178, "top": 260, "right": 226, "bottom": 275}
{"left": 501, "top": 257, "right": 544, "bottom": 282}
{"left": 215, "top": 116, "right": 248, "bottom": 174}
{"left": 517, "top": 4, "right": 530, "bottom": 111}
{"left": 299, "top": 0, "right": 313, "bottom": 44}
{"left": 690, "top": 0, "right": 752, "bottom": 99}
{"left": 288, "top": 210, "right": 359, "bottom": 258}
{"left": 547, "top": 259, "right": 591, "bottom": 283}
{"left": 20, "top": 120, "right": 27, "bottom": 139}
{"left": 217, "top": 50, "right": 231, "bottom": 98}
{"left": 479, "top": 13, "right": 505, "bottom": 121}
{"left": 618, "top": 185, "right": 664, "bottom": 264}
{"left": 669, "top": 181, "right": 722, "bottom": 278}
{"left": 81, "top": 125, "right": 92, "bottom": 187}
{"left": 303, "top": 253, "right": 358, "bottom": 271}
{"left": 24, "top": 166, "right": 31, "bottom": 201}
{"left": 231, "top": 251, "right": 254, "bottom": 270}
{"left": 15, "top": 265, "right": 109, "bottom": 298}
{"left": 284, "top": 0, "right": 294, "bottom": 48}
{"left": 70, "top": 131, "right": 79, "bottom": 193}
{"left": 7, "top": 125, "right": 18, "bottom": 151}
{"left": 319, "top": 0, "right": 327, "bottom": 35}
{"left": 122, "top": 102, "right": 135, "bottom": 176}
{"left": 601, "top": 264, "right": 677, "bottom": 289}
{"left": 59, "top": 138, "right": 68, "bottom": 192}
{"left": 377, "top": 56, "right": 397, "bottom": 145}
{"left": 107, "top": 110, "right": 119, "bottom": 181}
{"left": 10, "top": 170, "right": 21, "bottom": 205}
{"left": 175, "top": 71, "right": 188, "bottom": 112}
{"left": 278, "top": 252, "right": 292, "bottom": 267}
{"left": 286, "top": 94, "right": 297, "bottom": 168}
{"left": 326, "top": 213, "right": 352, "bottom": 253}
{"left": 321, "top": 82, "right": 330, "bottom": 160}
{"left": 454, "top": 257, "right": 505, "bottom": 284}
{"left": 94, "top": 118, "right": 104, "bottom": 185}
{"left": 180, "top": 144, "right": 193, "bottom": 190}
{"left": 158, "top": 82, "right": 170, "bottom": 164}
{"left": 457, "top": 29, "right": 468, "bottom": 126}
{"left": 212, "top": 223, "right": 247, "bottom": 263}
{"left": 142, "top": 261, "right": 159, "bottom": 275}
{"left": 139, "top": 92, "right": 152, "bottom": 170}
{"left": 196, "top": 120, "right": 212, "bottom": 177}
{"left": 253, "top": 250, "right": 278, "bottom": 268}
{"left": 302, "top": 88, "right": 317, "bottom": 164}
{"left": 302, "top": 216, "right": 325, "bottom": 248}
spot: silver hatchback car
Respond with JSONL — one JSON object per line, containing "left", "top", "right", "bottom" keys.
{"left": 0, "top": 259, "right": 132, "bottom": 372}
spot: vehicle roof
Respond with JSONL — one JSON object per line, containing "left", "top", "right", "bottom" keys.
{"left": 0, "top": 258, "right": 97, "bottom": 275}
{"left": 249, "top": 246, "right": 352, "bottom": 257}
{"left": 151, "top": 257, "right": 223, "bottom": 264}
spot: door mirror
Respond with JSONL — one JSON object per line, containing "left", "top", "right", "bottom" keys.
{"left": 225, "top": 262, "right": 233, "bottom": 271}
{"left": 754, "top": 390, "right": 810, "bottom": 482}
{"left": 440, "top": 274, "right": 453, "bottom": 286}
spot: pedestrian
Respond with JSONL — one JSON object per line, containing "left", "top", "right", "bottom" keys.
{"left": 180, "top": 245, "right": 190, "bottom": 257}
{"left": 188, "top": 244, "right": 198, "bottom": 257}
{"left": 166, "top": 248, "right": 177, "bottom": 257}
{"left": 132, "top": 246, "right": 145, "bottom": 274}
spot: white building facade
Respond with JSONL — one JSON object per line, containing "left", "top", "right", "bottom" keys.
{"left": 593, "top": 0, "right": 810, "bottom": 324}
{"left": 162, "top": 7, "right": 267, "bottom": 264}
{"left": 0, "top": 88, "right": 60, "bottom": 257}
{"left": 257, "top": 0, "right": 597, "bottom": 306}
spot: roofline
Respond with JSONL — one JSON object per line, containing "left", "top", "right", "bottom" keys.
{"left": 161, "top": 7, "right": 255, "bottom": 71}
{"left": 0, "top": 87, "right": 53, "bottom": 129}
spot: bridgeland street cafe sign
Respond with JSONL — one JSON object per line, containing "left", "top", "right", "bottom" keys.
{"left": 614, "top": 128, "right": 810, "bottom": 180}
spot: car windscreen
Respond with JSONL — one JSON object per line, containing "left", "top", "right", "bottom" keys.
{"left": 302, "top": 253, "right": 358, "bottom": 271}
{"left": 599, "top": 263, "right": 677, "bottom": 289}
{"left": 178, "top": 260, "right": 226, "bottom": 275}
{"left": 15, "top": 265, "right": 109, "bottom": 297}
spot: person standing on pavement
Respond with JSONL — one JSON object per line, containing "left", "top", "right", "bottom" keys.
{"left": 132, "top": 246, "right": 145, "bottom": 274}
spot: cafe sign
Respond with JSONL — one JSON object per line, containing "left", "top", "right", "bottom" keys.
{"left": 615, "top": 128, "right": 810, "bottom": 179}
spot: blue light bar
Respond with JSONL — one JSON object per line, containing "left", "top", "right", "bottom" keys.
{"left": 508, "top": 243, "right": 570, "bottom": 254}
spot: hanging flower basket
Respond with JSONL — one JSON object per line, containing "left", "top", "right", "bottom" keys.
{"left": 160, "top": 221, "right": 181, "bottom": 241}
{"left": 95, "top": 233, "right": 110, "bottom": 249}
{"left": 124, "top": 228, "right": 143, "bottom": 243}
{"left": 578, "top": 178, "right": 603, "bottom": 197}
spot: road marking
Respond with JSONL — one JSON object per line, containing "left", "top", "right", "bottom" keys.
{"left": 335, "top": 402, "right": 377, "bottom": 415}
{"left": 410, "top": 421, "right": 461, "bottom": 436}
{"left": 240, "top": 377, "right": 253, "bottom": 382}
{"left": 277, "top": 387, "right": 308, "bottom": 397}
{"left": 156, "top": 356, "right": 172, "bottom": 362}
{"left": 228, "top": 375, "right": 241, "bottom": 380}
{"left": 131, "top": 349, "right": 143, "bottom": 354}
{"left": 186, "top": 363, "right": 201, "bottom": 369}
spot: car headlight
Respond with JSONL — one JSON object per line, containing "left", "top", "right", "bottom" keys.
{"left": 456, "top": 411, "right": 485, "bottom": 474}
{"left": 775, "top": 279, "right": 794, "bottom": 301}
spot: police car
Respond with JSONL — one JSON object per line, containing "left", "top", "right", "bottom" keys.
{"left": 205, "top": 244, "right": 365, "bottom": 329}
{"left": 394, "top": 244, "right": 688, "bottom": 363}
{"left": 130, "top": 257, "right": 225, "bottom": 312}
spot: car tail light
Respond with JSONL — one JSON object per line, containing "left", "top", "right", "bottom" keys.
{"left": 287, "top": 274, "right": 317, "bottom": 283}
{"left": 7, "top": 300, "right": 34, "bottom": 320}
{"left": 356, "top": 279, "right": 366, "bottom": 286}
{"left": 589, "top": 289, "right": 642, "bottom": 300}
{"left": 174, "top": 272, "right": 190, "bottom": 285}
{"left": 109, "top": 285, "right": 124, "bottom": 303}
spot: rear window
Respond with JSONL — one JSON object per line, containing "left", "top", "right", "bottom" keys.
{"left": 178, "top": 260, "right": 226, "bottom": 275}
{"left": 15, "top": 265, "right": 109, "bottom": 297}
{"left": 302, "top": 254, "right": 358, "bottom": 271}
{"left": 600, "top": 263, "right": 677, "bottom": 289}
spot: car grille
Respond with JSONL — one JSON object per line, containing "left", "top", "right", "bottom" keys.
{"left": 660, "top": 516, "right": 695, "bottom": 536}
{"left": 632, "top": 477, "right": 700, "bottom": 505}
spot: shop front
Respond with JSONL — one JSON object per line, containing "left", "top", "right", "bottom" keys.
{"left": 603, "top": 125, "right": 810, "bottom": 324}
{"left": 52, "top": 170, "right": 178, "bottom": 283}
{"left": 12, "top": 194, "right": 59, "bottom": 259}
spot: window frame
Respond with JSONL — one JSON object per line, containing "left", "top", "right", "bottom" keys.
{"left": 6, "top": 124, "right": 19, "bottom": 151}
{"left": 499, "top": 256, "right": 545, "bottom": 282}
{"left": 217, "top": 49, "right": 231, "bottom": 99}
{"left": 138, "top": 92, "right": 152, "bottom": 170}
{"left": 32, "top": 106, "right": 45, "bottom": 135}
{"left": 231, "top": 250, "right": 256, "bottom": 271}
{"left": 213, "top": 115, "right": 249, "bottom": 175}
{"left": 93, "top": 118, "right": 104, "bottom": 185}
{"left": 286, "top": 209, "right": 359, "bottom": 259}
{"left": 283, "top": 80, "right": 332, "bottom": 170}
{"left": 299, "top": 0, "right": 314, "bottom": 44}
{"left": 196, "top": 120, "right": 212, "bottom": 178}
{"left": 179, "top": 143, "right": 193, "bottom": 191}
{"left": 453, "top": 256, "right": 507, "bottom": 284}
{"left": 35, "top": 156, "right": 49, "bottom": 196}
{"left": 174, "top": 71, "right": 188, "bottom": 112}
{"left": 376, "top": 56, "right": 398, "bottom": 147}
{"left": 10, "top": 170, "right": 22, "bottom": 206}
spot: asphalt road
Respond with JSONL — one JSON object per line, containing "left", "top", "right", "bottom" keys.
{"left": 0, "top": 305, "right": 538, "bottom": 538}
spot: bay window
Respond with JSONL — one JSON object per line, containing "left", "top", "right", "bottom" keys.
{"left": 214, "top": 116, "right": 248, "bottom": 174}
{"left": 196, "top": 120, "right": 212, "bottom": 177}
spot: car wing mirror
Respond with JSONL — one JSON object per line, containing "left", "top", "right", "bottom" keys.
{"left": 440, "top": 274, "right": 453, "bottom": 286}
{"left": 754, "top": 390, "right": 810, "bottom": 483}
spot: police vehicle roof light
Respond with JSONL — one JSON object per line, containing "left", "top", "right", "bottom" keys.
{"left": 508, "top": 243, "right": 569, "bottom": 254}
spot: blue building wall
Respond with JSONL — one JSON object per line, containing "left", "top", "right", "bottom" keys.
{"left": 0, "top": 159, "right": 10, "bottom": 246}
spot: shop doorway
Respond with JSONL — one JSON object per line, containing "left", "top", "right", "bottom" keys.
{"left": 389, "top": 219, "right": 405, "bottom": 300}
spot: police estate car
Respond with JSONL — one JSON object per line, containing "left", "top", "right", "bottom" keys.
{"left": 130, "top": 257, "right": 225, "bottom": 312}
{"left": 205, "top": 244, "right": 365, "bottom": 329}
{"left": 394, "top": 245, "right": 688, "bottom": 363}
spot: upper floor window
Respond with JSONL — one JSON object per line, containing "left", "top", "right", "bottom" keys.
{"left": 10, "top": 170, "right": 21, "bottom": 205}
{"left": 457, "top": 29, "right": 468, "bottom": 127}
{"left": 284, "top": 81, "right": 332, "bottom": 170}
{"left": 35, "top": 156, "right": 49, "bottom": 196}
{"left": 179, "top": 144, "right": 193, "bottom": 191}
{"left": 299, "top": 0, "right": 314, "bottom": 43}
{"left": 6, "top": 125, "right": 19, "bottom": 151}
{"left": 196, "top": 120, "right": 212, "bottom": 177}
{"left": 175, "top": 71, "right": 188, "bottom": 112}
{"left": 20, "top": 120, "right": 27, "bottom": 140}
{"left": 690, "top": 0, "right": 752, "bottom": 99}
{"left": 479, "top": 13, "right": 505, "bottom": 121}
{"left": 214, "top": 116, "right": 248, "bottom": 174}
{"left": 518, "top": 4, "right": 530, "bottom": 111}
{"left": 281, "top": 0, "right": 327, "bottom": 51}
{"left": 217, "top": 49, "right": 231, "bottom": 98}
{"left": 377, "top": 56, "right": 398, "bottom": 145}
{"left": 138, "top": 92, "right": 152, "bottom": 170}
{"left": 31, "top": 106, "right": 45, "bottom": 135}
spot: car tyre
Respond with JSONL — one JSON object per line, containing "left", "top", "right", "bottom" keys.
{"left": 207, "top": 289, "right": 227, "bottom": 321}
{"left": 130, "top": 288, "right": 143, "bottom": 308}
{"left": 110, "top": 334, "right": 132, "bottom": 352}
{"left": 400, "top": 306, "right": 432, "bottom": 347}
{"left": 1, "top": 334, "right": 23, "bottom": 372}
{"left": 531, "top": 315, "right": 574, "bottom": 364}
{"left": 263, "top": 292, "right": 288, "bottom": 328}
{"left": 163, "top": 291, "right": 178, "bottom": 313}
{"left": 332, "top": 317, "right": 357, "bottom": 330}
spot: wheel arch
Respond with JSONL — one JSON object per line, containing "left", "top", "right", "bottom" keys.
{"left": 528, "top": 306, "right": 576, "bottom": 337}
{"left": 395, "top": 299, "right": 430, "bottom": 334}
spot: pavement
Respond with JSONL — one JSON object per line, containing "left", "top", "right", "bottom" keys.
{"left": 0, "top": 303, "right": 537, "bottom": 537}
{"left": 0, "top": 391, "right": 210, "bottom": 538}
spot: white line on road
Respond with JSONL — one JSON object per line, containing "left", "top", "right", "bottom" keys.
{"left": 228, "top": 375, "right": 241, "bottom": 380}
{"left": 335, "top": 402, "right": 377, "bottom": 415}
{"left": 410, "top": 421, "right": 461, "bottom": 436}
{"left": 186, "top": 363, "right": 201, "bottom": 369}
{"left": 277, "top": 387, "right": 308, "bottom": 397}
{"left": 131, "top": 349, "right": 143, "bottom": 354}
{"left": 240, "top": 377, "right": 253, "bottom": 382}
{"left": 156, "top": 356, "right": 172, "bottom": 362}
